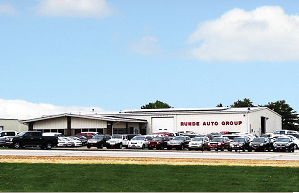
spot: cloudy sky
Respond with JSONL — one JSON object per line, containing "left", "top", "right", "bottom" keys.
{"left": 1, "top": 0, "right": 299, "bottom": 119}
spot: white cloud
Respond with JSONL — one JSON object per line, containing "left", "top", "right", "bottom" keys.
{"left": 130, "top": 36, "right": 160, "bottom": 56}
{"left": 187, "top": 6, "right": 299, "bottom": 62}
{"left": 0, "top": 99, "right": 105, "bottom": 120}
{"left": 0, "top": 3, "right": 19, "bottom": 15}
{"left": 33, "top": 0, "right": 114, "bottom": 18}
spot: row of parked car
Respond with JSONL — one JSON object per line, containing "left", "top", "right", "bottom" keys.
{"left": 1, "top": 130, "right": 298, "bottom": 153}
{"left": 71, "top": 130, "right": 299, "bottom": 153}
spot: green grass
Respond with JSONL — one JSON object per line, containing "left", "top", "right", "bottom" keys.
{"left": 0, "top": 163, "right": 298, "bottom": 192}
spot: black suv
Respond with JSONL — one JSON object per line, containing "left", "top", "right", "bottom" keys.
{"left": 248, "top": 137, "right": 270, "bottom": 152}
{"left": 229, "top": 137, "right": 250, "bottom": 152}
{"left": 273, "top": 137, "right": 295, "bottom": 152}
{"left": 87, "top": 135, "right": 111, "bottom": 149}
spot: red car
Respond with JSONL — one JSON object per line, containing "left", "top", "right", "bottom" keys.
{"left": 76, "top": 132, "right": 96, "bottom": 139}
{"left": 207, "top": 137, "right": 230, "bottom": 151}
{"left": 148, "top": 137, "right": 170, "bottom": 150}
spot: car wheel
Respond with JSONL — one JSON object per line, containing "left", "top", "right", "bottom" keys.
{"left": 87, "top": 145, "right": 91, "bottom": 149}
{"left": 45, "top": 142, "right": 52, "bottom": 150}
{"left": 142, "top": 144, "right": 145, "bottom": 149}
{"left": 97, "top": 143, "right": 103, "bottom": 149}
{"left": 221, "top": 146, "right": 224, "bottom": 151}
{"left": 248, "top": 148, "right": 252, "bottom": 152}
{"left": 188, "top": 148, "right": 192, "bottom": 151}
{"left": 119, "top": 143, "right": 122, "bottom": 149}
{"left": 180, "top": 145, "right": 184, "bottom": 150}
{"left": 202, "top": 146, "right": 205, "bottom": 151}
{"left": 14, "top": 142, "right": 20, "bottom": 149}
{"left": 148, "top": 146, "right": 152, "bottom": 150}
{"left": 294, "top": 144, "right": 298, "bottom": 149}
{"left": 263, "top": 147, "right": 267, "bottom": 152}
{"left": 207, "top": 148, "right": 211, "bottom": 151}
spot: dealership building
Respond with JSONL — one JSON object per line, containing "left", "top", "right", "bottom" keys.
{"left": 20, "top": 107, "right": 281, "bottom": 136}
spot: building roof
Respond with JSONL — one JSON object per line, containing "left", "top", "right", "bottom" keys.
{"left": 118, "top": 107, "right": 274, "bottom": 115}
{"left": 20, "top": 113, "right": 148, "bottom": 124}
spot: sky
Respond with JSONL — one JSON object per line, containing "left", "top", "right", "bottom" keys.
{"left": 1, "top": 0, "right": 299, "bottom": 119}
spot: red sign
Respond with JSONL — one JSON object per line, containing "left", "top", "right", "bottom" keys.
{"left": 180, "top": 121, "right": 242, "bottom": 126}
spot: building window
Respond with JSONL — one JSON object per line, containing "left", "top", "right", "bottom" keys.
{"left": 0, "top": 126, "right": 3, "bottom": 131}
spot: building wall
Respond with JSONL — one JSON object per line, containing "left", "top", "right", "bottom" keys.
{"left": 71, "top": 117, "right": 107, "bottom": 128}
{"left": 176, "top": 113, "right": 247, "bottom": 134}
{"left": 0, "top": 119, "right": 28, "bottom": 132}
{"left": 34, "top": 117, "right": 67, "bottom": 130}
{"left": 248, "top": 108, "right": 281, "bottom": 135}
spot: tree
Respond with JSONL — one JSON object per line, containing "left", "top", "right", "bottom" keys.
{"left": 265, "top": 100, "right": 298, "bottom": 130}
{"left": 216, "top": 103, "right": 223, "bottom": 107}
{"left": 231, "top": 98, "right": 254, "bottom": 108}
{"left": 141, "top": 100, "right": 172, "bottom": 109}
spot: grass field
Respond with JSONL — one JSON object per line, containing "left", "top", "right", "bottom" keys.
{"left": 0, "top": 162, "right": 298, "bottom": 192}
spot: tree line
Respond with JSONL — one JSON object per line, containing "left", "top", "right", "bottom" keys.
{"left": 141, "top": 99, "right": 298, "bottom": 131}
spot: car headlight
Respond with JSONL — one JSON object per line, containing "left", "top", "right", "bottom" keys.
{"left": 273, "top": 143, "right": 277, "bottom": 147}
{"left": 260, "top": 143, "right": 264, "bottom": 146}
{"left": 218, "top": 142, "right": 221, "bottom": 145}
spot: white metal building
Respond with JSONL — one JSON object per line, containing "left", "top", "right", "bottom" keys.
{"left": 21, "top": 107, "right": 281, "bottom": 136}
{"left": 115, "top": 107, "right": 282, "bottom": 136}
{"left": 21, "top": 113, "right": 147, "bottom": 136}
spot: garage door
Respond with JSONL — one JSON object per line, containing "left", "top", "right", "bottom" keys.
{"left": 151, "top": 117, "right": 174, "bottom": 133}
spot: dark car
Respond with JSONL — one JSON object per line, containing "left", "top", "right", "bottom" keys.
{"left": 87, "top": 135, "right": 111, "bottom": 149}
{"left": 148, "top": 136, "right": 170, "bottom": 150}
{"left": 248, "top": 137, "right": 270, "bottom": 152}
{"left": 75, "top": 135, "right": 88, "bottom": 145}
{"left": 0, "top": 137, "right": 6, "bottom": 147}
{"left": 273, "top": 137, "right": 295, "bottom": 152}
{"left": 207, "top": 137, "right": 230, "bottom": 151}
{"left": 229, "top": 137, "right": 250, "bottom": 152}
{"left": 166, "top": 136, "right": 191, "bottom": 150}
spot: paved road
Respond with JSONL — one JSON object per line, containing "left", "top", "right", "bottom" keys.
{"left": 1, "top": 148, "right": 299, "bottom": 161}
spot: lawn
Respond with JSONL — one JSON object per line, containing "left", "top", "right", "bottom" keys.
{"left": 0, "top": 163, "right": 298, "bottom": 192}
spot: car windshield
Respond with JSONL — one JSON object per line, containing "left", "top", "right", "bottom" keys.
{"left": 192, "top": 137, "right": 204, "bottom": 141}
{"left": 92, "top": 135, "right": 104, "bottom": 140}
{"left": 18, "top": 132, "right": 26, "bottom": 137}
{"left": 252, "top": 138, "right": 265, "bottom": 142}
{"left": 233, "top": 138, "right": 245, "bottom": 142}
{"left": 152, "top": 137, "right": 163, "bottom": 141}
{"left": 276, "top": 138, "right": 290, "bottom": 142}
{"left": 173, "top": 137, "right": 185, "bottom": 141}
{"left": 132, "top": 136, "right": 145, "bottom": 140}
{"left": 112, "top": 135, "right": 122, "bottom": 139}
{"left": 212, "top": 138, "right": 224, "bottom": 142}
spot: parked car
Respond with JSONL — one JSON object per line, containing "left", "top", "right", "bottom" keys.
{"left": 207, "top": 137, "right": 230, "bottom": 151}
{"left": 75, "top": 135, "right": 88, "bottom": 145}
{"left": 188, "top": 137, "right": 209, "bottom": 151}
{"left": 0, "top": 137, "right": 6, "bottom": 147}
{"left": 0, "top": 130, "right": 19, "bottom": 137}
{"left": 10, "top": 131, "right": 58, "bottom": 149}
{"left": 287, "top": 135, "right": 299, "bottom": 149}
{"left": 128, "top": 136, "right": 150, "bottom": 149}
{"left": 167, "top": 136, "right": 191, "bottom": 150}
{"left": 42, "top": 132, "right": 63, "bottom": 137}
{"left": 229, "top": 137, "right": 250, "bottom": 152}
{"left": 76, "top": 132, "right": 98, "bottom": 139}
{"left": 248, "top": 137, "right": 270, "bottom": 152}
{"left": 1, "top": 131, "right": 19, "bottom": 147}
{"left": 57, "top": 137, "right": 69, "bottom": 147}
{"left": 106, "top": 135, "right": 129, "bottom": 149}
{"left": 148, "top": 136, "right": 170, "bottom": 150}
{"left": 87, "top": 135, "right": 111, "bottom": 149}
{"left": 66, "top": 136, "right": 82, "bottom": 147}
{"left": 273, "top": 137, "right": 295, "bottom": 152}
